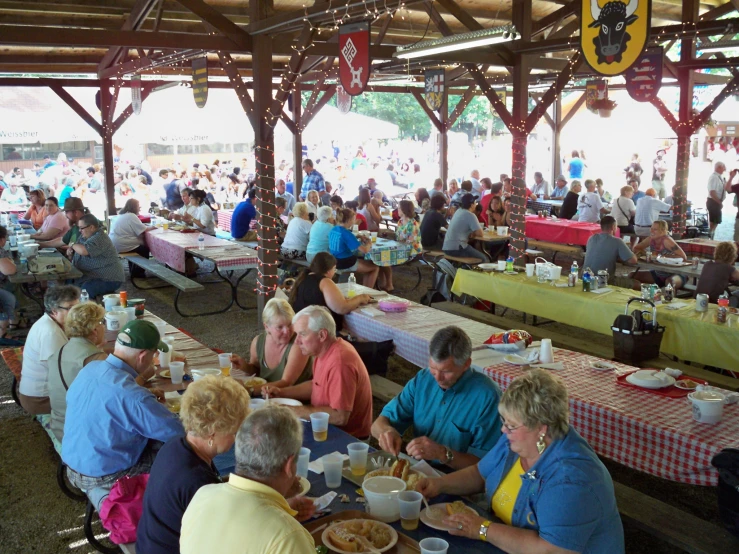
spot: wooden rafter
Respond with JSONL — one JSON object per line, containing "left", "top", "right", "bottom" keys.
{"left": 410, "top": 90, "right": 443, "bottom": 132}
{"left": 532, "top": 0, "right": 580, "bottom": 36}
{"left": 280, "top": 110, "right": 297, "bottom": 135}
{"left": 531, "top": 95, "right": 555, "bottom": 129}
{"left": 174, "top": 0, "right": 251, "bottom": 50}
{"left": 560, "top": 92, "right": 586, "bottom": 128}
{"left": 375, "top": 13, "right": 393, "bottom": 45}
{"left": 467, "top": 65, "right": 514, "bottom": 129}
{"left": 217, "top": 52, "right": 257, "bottom": 129}
{"left": 447, "top": 86, "right": 476, "bottom": 129}
{"left": 302, "top": 85, "right": 337, "bottom": 129}
{"left": 98, "top": 0, "right": 158, "bottom": 74}
{"left": 113, "top": 84, "right": 154, "bottom": 133}
{"left": 49, "top": 84, "right": 102, "bottom": 136}
{"left": 649, "top": 97, "right": 679, "bottom": 132}
{"left": 690, "top": 73, "right": 739, "bottom": 134}
{"left": 525, "top": 51, "right": 581, "bottom": 134}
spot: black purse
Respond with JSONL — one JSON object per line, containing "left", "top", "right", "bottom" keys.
{"left": 343, "top": 335, "right": 395, "bottom": 377}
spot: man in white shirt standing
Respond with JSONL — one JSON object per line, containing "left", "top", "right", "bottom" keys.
{"left": 577, "top": 180, "right": 606, "bottom": 223}
{"left": 634, "top": 189, "right": 671, "bottom": 237}
{"left": 469, "top": 169, "right": 482, "bottom": 195}
{"left": 706, "top": 161, "right": 727, "bottom": 237}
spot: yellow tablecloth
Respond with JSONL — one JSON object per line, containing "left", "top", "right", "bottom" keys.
{"left": 451, "top": 269, "right": 739, "bottom": 371}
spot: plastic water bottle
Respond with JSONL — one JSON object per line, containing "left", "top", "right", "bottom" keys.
{"left": 505, "top": 256, "right": 514, "bottom": 273}
{"left": 19, "top": 255, "right": 27, "bottom": 274}
{"left": 568, "top": 261, "right": 579, "bottom": 287}
{"left": 80, "top": 289, "right": 89, "bottom": 303}
{"left": 9, "top": 228, "right": 17, "bottom": 248}
{"left": 347, "top": 273, "right": 357, "bottom": 298}
{"left": 717, "top": 293, "right": 730, "bottom": 324}
{"left": 198, "top": 232, "right": 205, "bottom": 251}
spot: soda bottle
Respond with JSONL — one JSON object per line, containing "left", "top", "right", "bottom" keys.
{"left": 198, "top": 232, "right": 205, "bottom": 251}
{"left": 80, "top": 289, "right": 89, "bottom": 303}
{"left": 568, "top": 261, "right": 579, "bottom": 287}
{"left": 347, "top": 273, "right": 357, "bottom": 298}
{"left": 119, "top": 290, "right": 127, "bottom": 308}
{"left": 717, "top": 293, "right": 730, "bottom": 324}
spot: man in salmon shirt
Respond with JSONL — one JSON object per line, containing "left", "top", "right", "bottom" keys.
{"left": 261, "top": 305, "right": 372, "bottom": 438}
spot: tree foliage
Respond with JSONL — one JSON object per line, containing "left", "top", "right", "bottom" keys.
{"left": 328, "top": 92, "right": 432, "bottom": 140}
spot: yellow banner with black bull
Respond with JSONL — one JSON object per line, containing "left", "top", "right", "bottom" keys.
{"left": 192, "top": 57, "right": 208, "bottom": 108}
{"left": 580, "top": 0, "right": 651, "bottom": 76}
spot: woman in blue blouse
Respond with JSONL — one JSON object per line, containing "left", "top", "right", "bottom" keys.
{"left": 417, "top": 369, "right": 624, "bottom": 554}
{"left": 328, "top": 207, "right": 379, "bottom": 288}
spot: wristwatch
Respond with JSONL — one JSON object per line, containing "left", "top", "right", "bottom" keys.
{"left": 444, "top": 447, "right": 454, "bottom": 463}
{"left": 479, "top": 520, "right": 492, "bottom": 541}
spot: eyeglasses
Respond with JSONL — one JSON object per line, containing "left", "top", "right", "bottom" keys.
{"left": 56, "top": 305, "right": 74, "bottom": 311}
{"left": 78, "top": 225, "right": 92, "bottom": 231}
{"left": 502, "top": 421, "right": 525, "bottom": 432}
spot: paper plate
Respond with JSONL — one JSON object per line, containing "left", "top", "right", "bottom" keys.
{"left": 296, "top": 476, "right": 310, "bottom": 497}
{"left": 589, "top": 361, "right": 615, "bottom": 371}
{"left": 267, "top": 397, "right": 303, "bottom": 406}
{"left": 626, "top": 370, "right": 676, "bottom": 389}
{"left": 191, "top": 368, "right": 222, "bottom": 381}
{"left": 656, "top": 256, "right": 688, "bottom": 266}
{"left": 159, "top": 369, "right": 171, "bottom": 379}
{"left": 504, "top": 354, "right": 531, "bottom": 365}
{"left": 420, "top": 503, "right": 477, "bottom": 531}
{"left": 674, "top": 379, "right": 700, "bottom": 391}
{"left": 322, "top": 519, "right": 398, "bottom": 554}
{"left": 477, "top": 263, "right": 498, "bottom": 271}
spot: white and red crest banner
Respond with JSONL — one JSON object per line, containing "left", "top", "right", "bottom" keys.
{"left": 339, "top": 22, "right": 370, "bottom": 96}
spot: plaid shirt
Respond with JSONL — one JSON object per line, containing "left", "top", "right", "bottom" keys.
{"left": 302, "top": 169, "right": 325, "bottom": 195}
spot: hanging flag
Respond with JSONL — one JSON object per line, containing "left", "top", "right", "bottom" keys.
{"left": 586, "top": 80, "right": 608, "bottom": 113}
{"left": 339, "top": 22, "right": 370, "bottom": 96}
{"left": 337, "top": 86, "right": 352, "bottom": 114}
{"left": 192, "top": 57, "right": 208, "bottom": 108}
{"left": 580, "top": 0, "right": 651, "bottom": 76}
{"left": 424, "top": 69, "right": 445, "bottom": 111}
{"left": 131, "top": 75, "right": 142, "bottom": 115}
{"left": 625, "top": 47, "right": 663, "bottom": 102}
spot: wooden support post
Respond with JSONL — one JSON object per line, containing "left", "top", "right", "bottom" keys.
{"left": 439, "top": 86, "right": 448, "bottom": 185}
{"left": 251, "top": 0, "right": 278, "bottom": 320}
{"left": 100, "top": 80, "right": 116, "bottom": 216}
{"left": 292, "top": 87, "right": 303, "bottom": 200}
{"left": 552, "top": 94, "right": 562, "bottom": 182}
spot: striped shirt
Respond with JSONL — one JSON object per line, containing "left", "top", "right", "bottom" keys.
{"left": 73, "top": 230, "right": 125, "bottom": 282}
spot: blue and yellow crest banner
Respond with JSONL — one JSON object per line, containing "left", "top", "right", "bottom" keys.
{"left": 580, "top": 0, "right": 651, "bottom": 76}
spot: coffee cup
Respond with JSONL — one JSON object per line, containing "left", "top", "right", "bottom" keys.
{"left": 688, "top": 390, "right": 725, "bottom": 424}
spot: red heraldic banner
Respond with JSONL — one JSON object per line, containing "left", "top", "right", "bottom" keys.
{"left": 625, "top": 47, "right": 663, "bottom": 102}
{"left": 339, "top": 22, "right": 370, "bottom": 96}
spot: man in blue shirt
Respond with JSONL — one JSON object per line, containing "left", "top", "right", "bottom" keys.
{"left": 276, "top": 178, "right": 295, "bottom": 215}
{"left": 231, "top": 187, "right": 257, "bottom": 241}
{"left": 568, "top": 150, "right": 584, "bottom": 179}
{"left": 630, "top": 178, "right": 645, "bottom": 204}
{"left": 550, "top": 175, "right": 569, "bottom": 199}
{"left": 62, "top": 320, "right": 183, "bottom": 507}
{"left": 300, "top": 158, "right": 325, "bottom": 199}
{"left": 371, "top": 326, "right": 502, "bottom": 469}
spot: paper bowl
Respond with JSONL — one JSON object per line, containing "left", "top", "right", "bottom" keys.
{"left": 190, "top": 368, "right": 223, "bottom": 381}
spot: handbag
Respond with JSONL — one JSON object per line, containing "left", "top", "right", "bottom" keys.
{"left": 99, "top": 474, "right": 150, "bottom": 544}
{"left": 617, "top": 198, "right": 635, "bottom": 226}
{"left": 344, "top": 335, "right": 394, "bottom": 377}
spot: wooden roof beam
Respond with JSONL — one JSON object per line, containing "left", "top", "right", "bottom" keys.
{"left": 173, "top": 0, "right": 251, "bottom": 51}
{"left": 532, "top": 1, "right": 580, "bottom": 37}
{"left": 49, "top": 83, "right": 102, "bottom": 135}
{"left": 98, "top": 0, "right": 158, "bottom": 74}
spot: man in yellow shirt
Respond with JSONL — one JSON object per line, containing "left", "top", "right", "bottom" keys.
{"left": 180, "top": 406, "right": 316, "bottom": 554}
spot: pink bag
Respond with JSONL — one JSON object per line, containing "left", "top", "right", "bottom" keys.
{"left": 99, "top": 474, "right": 150, "bottom": 544}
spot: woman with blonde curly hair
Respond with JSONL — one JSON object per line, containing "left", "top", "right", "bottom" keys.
{"left": 137, "top": 375, "right": 251, "bottom": 554}
{"left": 47, "top": 301, "right": 107, "bottom": 442}
{"left": 417, "top": 369, "right": 624, "bottom": 553}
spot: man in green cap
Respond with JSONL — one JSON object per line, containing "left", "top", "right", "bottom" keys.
{"left": 62, "top": 320, "right": 184, "bottom": 508}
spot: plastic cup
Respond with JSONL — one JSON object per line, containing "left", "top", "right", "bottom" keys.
{"left": 169, "top": 361, "right": 185, "bottom": 385}
{"left": 347, "top": 442, "right": 370, "bottom": 476}
{"left": 526, "top": 263, "right": 535, "bottom": 277}
{"left": 123, "top": 306, "right": 136, "bottom": 323}
{"left": 398, "top": 491, "right": 423, "bottom": 531}
{"left": 159, "top": 336, "right": 175, "bottom": 369}
{"left": 352, "top": 225, "right": 359, "bottom": 233}
{"left": 218, "top": 353, "right": 232, "bottom": 377}
{"left": 154, "top": 321, "right": 167, "bottom": 338}
{"left": 497, "top": 226, "right": 508, "bottom": 236}
{"left": 323, "top": 454, "right": 343, "bottom": 488}
{"left": 497, "top": 260, "right": 506, "bottom": 271}
{"left": 371, "top": 231, "right": 378, "bottom": 243}
{"left": 539, "top": 338, "right": 554, "bottom": 363}
{"left": 297, "top": 447, "right": 311, "bottom": 478}
{"left": 420, "top": 538, "right": 449, "bottom": 554}
{"left": 310, "top": 412, "right": 330, "bottom": 442}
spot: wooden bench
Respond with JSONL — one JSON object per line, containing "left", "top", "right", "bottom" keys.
{"left": 432, "top": 301, "right": 739, "bottom": 390}
{"left": 614, "top": 482, "right": 739, "bottom": 554}
{"left": 526, "top": 240, "right": 583, "bottom": 263}
{"left": 370, "top": 374, "right": 403, "bottom": 403}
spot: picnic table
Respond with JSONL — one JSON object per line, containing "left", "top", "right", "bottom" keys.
{"left": 450, "top": 268, "right": 739, "bottom": 371}
{"left": 471, "top": 347, "right": 739, "bottom": 486}
{"left": 338, "top": 283, "right": 501, "bottom": 367}
{"left": 8, "top": 251, "right": 83, "bottom": 309}
{"left": 213, "top": 421, "right": 493, "bottom": 554}
{"left": 363, "top": 237, "right": 413, "bottom": 267}
{"left": 524, "top": 214, "right": 617, "bottom": 246}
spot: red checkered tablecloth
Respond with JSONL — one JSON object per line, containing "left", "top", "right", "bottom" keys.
{"left": 480, "top": 350, "right": 739, "bottom": 486}
{"left": 676, "top": 238, "right": 739, "bottom": 260}
{"left": 217, "top": 209, "right": 234, "bottom": 232}
{"left": 146, "top": 229, "right": 257, "bottom": 272}
{"left": 341, "top": 285, "right": 502, "bottom": 367}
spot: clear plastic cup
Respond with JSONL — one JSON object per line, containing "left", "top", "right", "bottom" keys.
{"left": 323, "top": 454, "right": 343, "bottom": 488}
{"left": 310, "top": 412, "right": 330, "bottom": 442}
{"left": 169, "top": 361, "right": 185, "bottom": 385}
{"left": 420, "top": 538, "right": 449, "bottom": 554}
{"left": 218, "top": 353, "right": 232, "bottom": 377}
{"left": 397, "top": 491, "right": 423, "bottom": 531}
{"left": 297, "top": 447, "right": 311, "bottom": 478}
{"left": 154, "top": 321, "right": 167, "bottom": 338}
{"left": 347, "top": 442, "right": 370, "bottom": 476}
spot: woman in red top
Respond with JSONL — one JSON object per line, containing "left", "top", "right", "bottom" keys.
{"left": 344, "top": 201, "right": 368, "bottom": 231}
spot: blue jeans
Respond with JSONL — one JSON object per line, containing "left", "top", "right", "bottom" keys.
{"left": 443, "top": 245, "right": 490, "bottom": 263}
{"left": 74, "top": 279, "right": 122, "bottom": 300}
{"left": 0, "top": 288, "right": 17, "bottom": 320}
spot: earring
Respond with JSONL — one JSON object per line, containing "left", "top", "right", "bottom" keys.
{"left": 536, "top": 433, "right": 546, "bottom": 455}
{"left": 208, "top": 439, "right": 213, "bottom": 448}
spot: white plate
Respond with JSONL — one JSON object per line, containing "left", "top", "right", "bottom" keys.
{"left": 589, "top": 361, "right": 615, "bottom": 371}
{"left": 477, "top": 263, "right": 498, "bottom": 271}
{"left": 420, "top": 503, "right": 477, "bottom": 531}
{"left": 39, "top": 248, "right": 56, "bottom": 254}
{"left": 674, "top": 380, "right": 700, "bottom": 391}
{"left": 296, "top": 476, "right": 310, "bottom": 497}
{"left": 504, "top": 354, "right": 531, "bottom": 365}
{"left": 322, "top": 519, "right": 398, "bottom": 554}
{"left": 267, "top": 397, "right": 303, "bottom": 406}
{"left": 159, "top": 369, "right": 171, "bottom": 379}
{"left": 626, "top": 370, "right": 676, "bottom": 389}
{"left": 191, "top": 368, "right": 222, "bottom": 381}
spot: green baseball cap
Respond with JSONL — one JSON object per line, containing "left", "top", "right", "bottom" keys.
{"left": 117, "top": 320, "right": 168, "bottom": 352}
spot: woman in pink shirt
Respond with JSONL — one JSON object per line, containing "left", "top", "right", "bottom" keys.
{"left": 31, "top": 196, "right": 70, "bottom": 242}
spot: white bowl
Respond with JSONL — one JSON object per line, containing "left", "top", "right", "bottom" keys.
{"left": 361, "top": 476, "right": 406, "bottom": 522}
{"left": 190, "top": 368, "right": 223, "bottom": 381}
{"left": 268, "top": 397, "right": 303, "bottom": 406}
